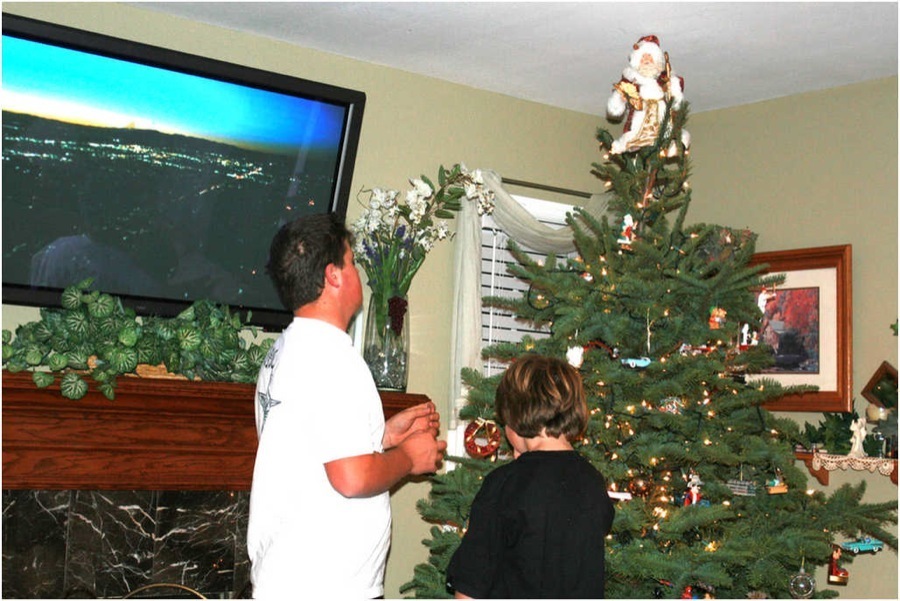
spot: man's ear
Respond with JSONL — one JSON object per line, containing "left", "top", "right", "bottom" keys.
{"left": 324, "top": 262, "right": 341, "bottom": 288}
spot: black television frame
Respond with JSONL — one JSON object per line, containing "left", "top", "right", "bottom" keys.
{"left": 2, "top": 13, "right": 366, "bottom": 331}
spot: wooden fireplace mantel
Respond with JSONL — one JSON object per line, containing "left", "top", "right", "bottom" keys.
{"left": 2, "top": 370, "right": 427, "bottom": 491}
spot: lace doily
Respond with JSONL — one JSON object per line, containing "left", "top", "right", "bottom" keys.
{"left": 811, "top": 452, "right": 896, "bottom": 477}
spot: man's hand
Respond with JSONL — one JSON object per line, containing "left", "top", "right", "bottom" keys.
{"left": 400, "top": 431, "right": 447, "bottom": 475}
{"left": 383, "top": 401, "right": 440, "bottom": 449}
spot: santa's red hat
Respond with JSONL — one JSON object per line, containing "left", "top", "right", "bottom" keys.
{"left": 629, "top": 34, "right": 664, "bottom": 70}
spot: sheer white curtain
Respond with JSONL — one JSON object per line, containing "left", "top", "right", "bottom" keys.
{"left": 447, "top": 170, "right": 606, "bottom": 428}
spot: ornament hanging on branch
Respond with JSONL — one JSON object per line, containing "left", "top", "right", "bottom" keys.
{"left": 683, "top": 470, "right": 704, "bottom": 506}
{"left": 464, "top": 418, "right": 502, "bottom": 458}
{"left": 606, "top": 35, "right": 691, "bottom": 155}
{"left": 789, "top": 557, "right": 816, "bottom": 599}
{"left": 726, "top": 465, "right": 758, "bottom": 496}
{"left": 618, "top": 214, "right": 636, "bottom": 248}
{"left": 827, "top": 546, "right": 849, "bottom": 586}
{"left": 766, "top": 469, "right": 788, "bottom": 494}
{"left": 659, "top": 396, "right": 685, "bottom": 415}
{"left": 708, "top": 306, "right": 727, "bottom": 329}
{"left": 681, "top": 582, "right": 715, "bottom": 599}
{"left": 567, "top": 338, "right": 620, "bottom": 368}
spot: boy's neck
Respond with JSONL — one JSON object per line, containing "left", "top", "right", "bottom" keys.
{"left": 523, "top": 434, "right": 573, "bottom": 453}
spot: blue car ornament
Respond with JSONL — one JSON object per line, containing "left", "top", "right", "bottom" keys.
{"left": 621, "top": 356, "right": 652, "bottom": 369}
{"left": 840, "top": 537, "right": 884, "bottom": 555}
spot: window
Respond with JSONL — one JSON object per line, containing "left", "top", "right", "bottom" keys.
{"left": 480, "top": 195, "right": 578, "bottom": 376}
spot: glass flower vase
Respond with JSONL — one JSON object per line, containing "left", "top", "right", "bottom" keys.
{"left": 363, "top": 294, "right": 410, "bottom": 391}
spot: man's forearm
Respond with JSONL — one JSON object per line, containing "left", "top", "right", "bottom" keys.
{"left": 324, "top": 448, "right": 413, "bottom": 498}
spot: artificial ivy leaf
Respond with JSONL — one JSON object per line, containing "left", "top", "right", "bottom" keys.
{"left": 32, "top": 371, "right": 55, "bottom": 388}
{"left": 67, "top": 351, "right": 90, "bottom": 370}
{"left": 65, "top": 311, "right": 90, "bottom": 339}
{"left": 179, "top": 352, "right": 197, "bottom": 370}
{"left": 60, "top": 372, "right": 89, "bottom": 400}
{"left": 91, "top": 315, "right": 116, "bottom": 338}
{"left": 108, "top": 347, "right": 138, "bottom": 373}
{"left": 117, "top": 324, "right": 140, "bottom": 347}
{"left": 89, "top": 294, "right": 116, "bottom": 318}
{"left": 2, "top": 330, "right": 10, "bottom": 344}
{"left": 98, "top": 382, "right": 116, "bottom": 400}
{"left": 5, "top": 358, "right": 26, "bottom": 372}
{"left": 33, "top": 321, "right": 55, "bottom": 343}
{"left": 246, "top": 345, "right": 267, "bottom": 366}
{"left": 24, "top": 347, "right": 44, "bottom": 366}
{"left": 2, "top": 343, "right": 13, "bottom": 362}
{"left": 177, "top": 327, "right": 201, "bottom": 351}
{"left": 231, "top": 352, "right": 251, "bottom": 374}
{"left": 135, "top": 340, "right": 158, "bottom": 365}
{"left": 47, "top": 352, "right": 69, "bottom": 371}
{"left": 60, "top": 285, "right": 83, "bottom": 310}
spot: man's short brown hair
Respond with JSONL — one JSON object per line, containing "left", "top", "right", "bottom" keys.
{"left": 495, "top": 354, "right": 588, "bottom": 441}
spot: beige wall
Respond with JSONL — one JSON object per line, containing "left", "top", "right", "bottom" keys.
{"left": 3, "top": 4, "right": 897, "bottom": 598}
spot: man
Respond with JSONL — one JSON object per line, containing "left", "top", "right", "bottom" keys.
{"left": 248, "top": 214, "right": 446, "bottom": 598}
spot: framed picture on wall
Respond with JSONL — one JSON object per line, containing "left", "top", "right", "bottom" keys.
{"left": 748, "top": 245, "right": 852, "bottom": 412}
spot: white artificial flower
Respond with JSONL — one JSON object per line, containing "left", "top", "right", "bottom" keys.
{"left": 407, "top": 192, "right": 427, "bottom": 224}
{"left": 470, "top": 169, "right": 485, "bottom": 185}
{"left": 369, "top": 188, "right": 386, "bottom": 209}
{"left": 435, "top": 221, "right": 450, "bottom": 240}
{"left": 382, "top": 190, "right": 399, "bottom": 209}
{"left": 366, "top": 209, "right": 383, "bottom": 232}
{"left": 409, "top": 178, "right": 433, "bottom": 199}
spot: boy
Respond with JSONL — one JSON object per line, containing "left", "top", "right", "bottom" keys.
{"left": 447, "top": 354, "right": 615, "bottom": 598}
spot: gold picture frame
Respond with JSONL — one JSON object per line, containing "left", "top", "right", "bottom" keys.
{"left": 748, "top": 245, "right": 852, "bottom": 412}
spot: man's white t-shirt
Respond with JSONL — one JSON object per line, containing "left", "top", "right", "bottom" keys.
{"left": 247, "top": 318, "right": 390, "bottom": 598}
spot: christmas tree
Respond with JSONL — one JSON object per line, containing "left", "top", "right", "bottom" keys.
{"left": 401, "top": 38, "right": 896, "bottom": 599}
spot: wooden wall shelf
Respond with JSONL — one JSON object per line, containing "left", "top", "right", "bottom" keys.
{"left": 795, "top": 450, "right": 897, "bottom": 486}
{"left": 2, "top": 371, "right": 426, "bottom": 491}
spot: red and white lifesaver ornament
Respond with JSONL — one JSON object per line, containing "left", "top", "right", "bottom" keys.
{"left": 464, "top": 418, "right": 502, "bottom": 458}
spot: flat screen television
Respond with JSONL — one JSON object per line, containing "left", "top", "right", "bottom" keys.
{"left": 2, "top": 14, "right": 366, "bottom": 331}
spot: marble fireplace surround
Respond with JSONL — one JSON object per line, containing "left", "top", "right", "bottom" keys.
{"left": 2, "top": 371, "right": 422, "bottom": 598}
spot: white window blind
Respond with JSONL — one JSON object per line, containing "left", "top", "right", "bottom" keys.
{"left": 480, "top": 195, "right": 577, "bottom": 376}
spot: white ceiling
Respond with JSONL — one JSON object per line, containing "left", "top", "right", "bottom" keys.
{"left": 136, "top": 2, "right": 898, "bottom": 115}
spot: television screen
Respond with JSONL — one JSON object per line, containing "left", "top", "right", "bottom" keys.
{"left": 2, "top": 14, "right": 365, "bottom": 330}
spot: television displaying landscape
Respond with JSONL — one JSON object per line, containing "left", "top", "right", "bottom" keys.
{"left": 2, "top": 18, "right": 364, "bottom": 329}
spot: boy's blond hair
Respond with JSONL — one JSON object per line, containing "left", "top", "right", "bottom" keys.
{"left": 495, "top": 354, "right": 588, "bottom": 441}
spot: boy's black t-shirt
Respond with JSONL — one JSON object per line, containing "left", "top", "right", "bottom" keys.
{"left": 446, "top": 450, "right": 615, "bottom": 599}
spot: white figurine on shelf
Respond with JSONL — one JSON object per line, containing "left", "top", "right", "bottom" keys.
{"left": 757, "top": 287, "right": 776, "bottom": 315}
{"left": 848, "top": 417, "right": 868, "bottom": 458}
{"left": 606, "top": 35, "right": 690, "bottom": 155}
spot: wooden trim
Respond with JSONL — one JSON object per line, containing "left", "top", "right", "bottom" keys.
{"left": 2, "top": 371, "right": 425, "bottom": 491}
